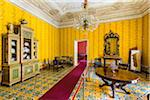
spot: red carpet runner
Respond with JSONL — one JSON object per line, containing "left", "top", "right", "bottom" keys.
{"left": 40, "top": 62, "right": 87, "bottom": 100}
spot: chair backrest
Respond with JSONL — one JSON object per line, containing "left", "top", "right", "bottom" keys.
{"left": 118, "top": 63, "right": 129, "bottom": 70}
{"left": 53, "top": 59, "right": 59, "bottom": 65}
{"left": 94, "top": 58, "right": 101, "bottom": 63}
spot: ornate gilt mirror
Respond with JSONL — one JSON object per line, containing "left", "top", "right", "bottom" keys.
{"left": 104, "top": 30, "right": 119, "bottom": 57}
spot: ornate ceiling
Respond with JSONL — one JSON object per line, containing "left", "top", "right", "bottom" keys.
{"left": 9, "top": 0, "right": 150, "bottom": 27}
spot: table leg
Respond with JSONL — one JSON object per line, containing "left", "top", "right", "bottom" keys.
{"left": 111, "top": 83, "right": 115, "bottom": 98}
{"left": 115, "top": 60, "right": 117, "bottom": 65}
{"left": 99, "top": 78, "right": 110, "bottom": 87}
{"left": 104, "top": 59, "right": 106, "bottom": 67}
{"left": 99, "top": 83, "right": 107, "bottom": 87}
{"left": 99, "top": 78, "right": 116, "bottom": 98}
{"left": 147, "top": 94, "right": 150, "bottom": 100}
{"left": 120, "top": 83, "right": 130, "bottom": 94}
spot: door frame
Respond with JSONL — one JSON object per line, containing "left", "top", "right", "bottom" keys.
{"left": 74, "top": 39, "right": 88, "bottom": 66}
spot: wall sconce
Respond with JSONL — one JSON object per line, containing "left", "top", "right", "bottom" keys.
{"left": 20, "top": 19, "right": 28, "bottom": 25}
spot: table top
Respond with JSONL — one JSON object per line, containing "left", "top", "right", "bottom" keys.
{"left": 103, "top": 56, "right": 122, "bottom": 60}
{"left": 95, "top": 67, "right": 139, "bottom": 83}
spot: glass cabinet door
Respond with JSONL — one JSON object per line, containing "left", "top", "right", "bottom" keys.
{"left": 23, "top": 38, "right": 31, "bottom": 60}
{"left": 11, "top": 40, "right": 17, "bottom": 61}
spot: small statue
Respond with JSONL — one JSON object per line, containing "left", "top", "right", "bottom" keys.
{"left": 110, "top": 61, "right": 118, "bottom": 73}
{"left": 7, "top": 23, "right": 14, "bottom": 33}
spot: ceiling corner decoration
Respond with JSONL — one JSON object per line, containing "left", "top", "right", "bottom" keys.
{"left": 9, "top": 0, "right": 150, "bottom": 28}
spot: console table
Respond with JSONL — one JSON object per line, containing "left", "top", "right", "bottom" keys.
{"left": 103, "top": 56, "right": 122, "bottom": 67}
{"left": 96, "top": 67, "right": 139, "bottom": 98}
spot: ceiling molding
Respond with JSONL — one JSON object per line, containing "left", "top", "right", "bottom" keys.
{"left": 59, "top": 7, "right": 150, "bottom": 28}
{"left": 8, "top": 0, "right": 59, "bottom": 28}
{"left": 8, "top": 0, "right": 150, "bottom": 28}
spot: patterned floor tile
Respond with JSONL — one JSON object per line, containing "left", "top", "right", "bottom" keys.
{"left": 0, "top": 66, "right": 74, "bottom": 99}
{"left": 0, "top": 65, "right": 149, "bottom": 100}
{"left": 70, "top": 67, "right": 150, "bottom": 100}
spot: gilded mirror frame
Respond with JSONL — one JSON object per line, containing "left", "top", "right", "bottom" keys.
{"left": 104, "top": 30, "right": 119, "bottom": 57}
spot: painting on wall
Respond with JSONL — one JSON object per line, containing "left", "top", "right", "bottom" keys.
{"left": 129, "top": 49, "right": 141, "bottom": 72}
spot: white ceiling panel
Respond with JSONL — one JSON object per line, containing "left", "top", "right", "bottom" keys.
{"left": 9, "top": 0, "right": 150, "bottom": 27}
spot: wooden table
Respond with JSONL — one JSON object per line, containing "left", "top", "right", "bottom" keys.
{"left": 95, "top": 67, "right": 139, "bottom": 98}
{"left": 103, "top": 56, "right": 122, "bottom": 67}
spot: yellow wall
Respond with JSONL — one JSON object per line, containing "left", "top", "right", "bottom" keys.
{"left": 0, "top": 0, "right": 60, "bottom": 70}
{"left": 142, "top": 14, "right": 150, "bottom": 67}
{"left": 0, "top": 0, "right": 149, "bottom": 70}
{"left": 59, "top": 18, "right": 144, "bottom": 64}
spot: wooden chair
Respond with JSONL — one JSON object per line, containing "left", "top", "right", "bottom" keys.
{"left": 53, "top": 57, "right": 64, "bottom": 72}
{"left": 93, "top": 58, "right": 102, "bottom": 68}
{"left": 47, "top": 59, "right": 54, "bottom": 70}
{"left": 142, "top": 66, "right": 150, "bottom": 78}
{"left": 118, "top": 63, "right": 129, "bottom": 70}
{"left": 42, "top": 59, "right": 49, "bottom": 69}
{"left": 66, "top": 57, "right": 73, "bottom": 66}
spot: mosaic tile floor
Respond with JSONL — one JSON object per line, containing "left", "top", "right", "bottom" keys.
{"left": 0, "top": 66, "right": 74, "bottom": 100}
{"left": 0, "top": 65, "right": 149, "bottom": 100}
{"left": 70, "top": 67, "right": 150, "bottom": 100}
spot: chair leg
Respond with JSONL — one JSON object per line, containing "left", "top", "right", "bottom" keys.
{"left": 56, "top": 65, "right": 59, "bottom": 72}
{"left": 53, "top": 66, "right": 55, "bottom": 71}
{"left": 147, "top": 94, "right": 150, "bottom": 100}
{"left": 62, "top": 65, "right": 64, "bottom": 69}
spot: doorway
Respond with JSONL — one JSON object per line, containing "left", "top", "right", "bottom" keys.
{"left": 74, "top": 40, "right": 88, "bottom": 66}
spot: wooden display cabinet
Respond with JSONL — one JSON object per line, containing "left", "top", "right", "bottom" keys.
{"left": 18, "top": 25, "right": 40, "bottom": 81}
{"left": 2, "top": 33, "right": 21, "bottom": 86}
{"left": 2, "top": 23, "right": 39, "bottom": 86}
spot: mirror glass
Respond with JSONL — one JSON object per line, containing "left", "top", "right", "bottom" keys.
{"left": 104, "top": 30, "right": 119, "bottom": 57}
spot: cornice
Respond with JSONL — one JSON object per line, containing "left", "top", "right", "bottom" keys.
{"left": 8, "top": 0, "right": 59, "bottom": 28}
{"left": 9, "top": 0, "right": 150, "bottom": 28}
{"left": 59, "top": 7, "right": 150, "bottom": 28}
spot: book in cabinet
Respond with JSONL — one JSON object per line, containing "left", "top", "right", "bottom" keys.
{"left": 2, "top": 33, "right": 21, "bottom": 86}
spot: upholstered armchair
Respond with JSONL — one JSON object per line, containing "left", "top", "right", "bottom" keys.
{"left": 53, "top": 57, "right": 64, "bottom": 72}
{"left": 94, "top": 58, "right": 102, "bottom": 68}
{"left": 67, "top": 57, "right": 73, "bottom": 66}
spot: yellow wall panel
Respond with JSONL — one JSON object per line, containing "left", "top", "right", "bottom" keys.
{"left": 66, "top": 28, "right": 69, "bottom": 56}
{"left": 70, "top": 28, "right": 73, "bottom": 56}
{"left": 0, "top": 0, "right": 149, "bottom": 69}
{"left": 110, "top": 22, "right": 117, "bottom": 32}
{"left": 98, "top": 24, "right": 104, "bottom": 57}
{"left": 94, "top": 28, "right": 99, "bottom": 58}
{"left": 63, "top": 28, "right": 66, "bottom": 56}
{"left": 49, "top": 25, "right": 52, "bottom": 59}
{"left": 59, "top": 29, "right": 62, "bottom": 56}
{"left": 0, "top": 0, "right": 60, "bottom": 69}
{"left": 116, "top": 21, "right": 123, "bottom": 58}
{"left": 67, "top": 28, "right": 70, "bottom": 55}
{"left": 142, "top": 14, "right": 150, "bottom": 66}
{"left": 122, "top": 20, "right": 129, "bottom": 62}
{"left": 59, "top": 17, "right": 148, "bottom": 64}
{"left": 89, "top": 31, "right": 92, "bottom": 60}
{"left": 137, "top": 18, "right": 142, "bottom": 50}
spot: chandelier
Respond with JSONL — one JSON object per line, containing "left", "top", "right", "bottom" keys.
{"left": 74, "top": 0, "right": 99, "bottom": 32}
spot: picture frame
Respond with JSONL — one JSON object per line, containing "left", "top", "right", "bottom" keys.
{"left": 129, "top": 48, "right": 141, "bottom": 72}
